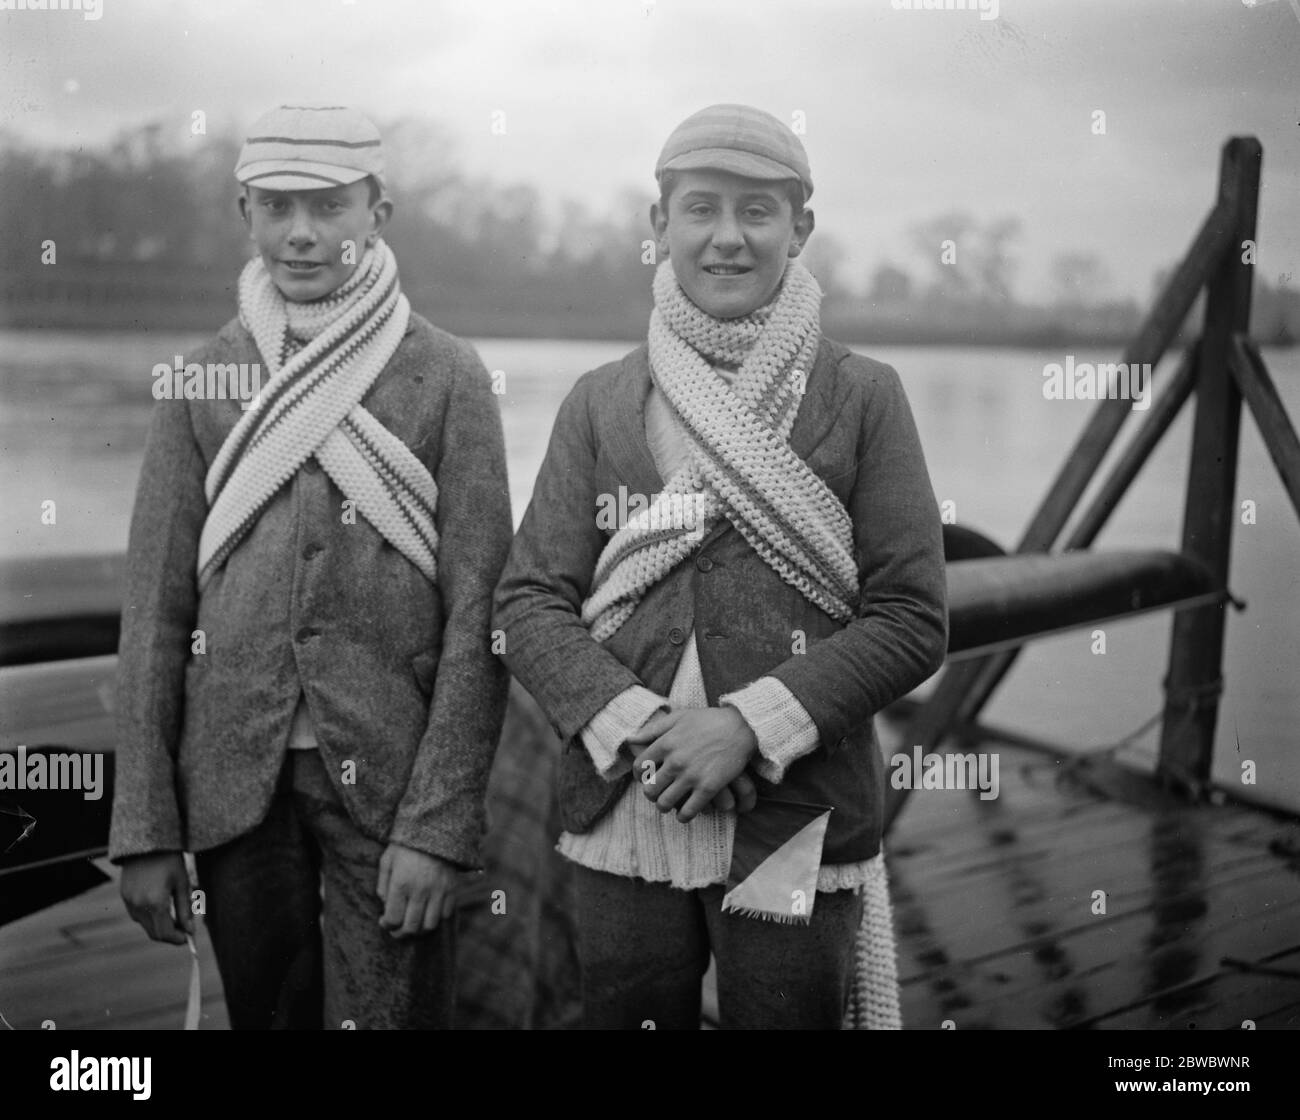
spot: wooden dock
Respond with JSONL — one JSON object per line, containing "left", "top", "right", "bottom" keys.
{"left": 888, "top": 734, "right": 1300, "bottom": 1030}
{"left": 4, "top": 727, "right": 1296, "bottom": 1031}
{"left": 0, "top": 865, "right": 230, "bottom": 1030}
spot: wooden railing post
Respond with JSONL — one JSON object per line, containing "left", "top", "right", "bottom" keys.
{"left": 884, "top": 184, "right": 1239, "bottom": 832}
{"left": 1156, "top": 137, "right": 1262, "bottom": 793}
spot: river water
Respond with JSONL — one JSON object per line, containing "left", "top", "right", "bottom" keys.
{"left": 2, "top": 330, "right": 1296, "bottom": 811}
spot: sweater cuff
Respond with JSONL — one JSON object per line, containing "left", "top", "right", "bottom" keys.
{"left": 720, "top": 676, "right": 820, "bottom": 784}
{"left": 579, "top": 685, "right": 670, "bottom": 779}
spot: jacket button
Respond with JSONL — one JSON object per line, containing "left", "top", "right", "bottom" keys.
{"left": 668, "top": 627, "right": 685, "bottom": 645}
{"left": 695, "top": 556, "right": 713, "bottom": 572}
{"left": 302, "top": 543, "right": 322, "bottom": 560}
{"left": 295, "top": 626, "right": 318, "bottom": 643}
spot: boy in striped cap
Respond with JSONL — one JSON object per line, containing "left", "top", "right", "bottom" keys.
{"left": 495, "top": 104, "right": 948, "bottom": 1028}
{"left": 111, "top": 106, "right": 513, "bottom": 1029}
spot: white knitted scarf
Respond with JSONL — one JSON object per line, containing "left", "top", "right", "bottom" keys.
{"left": 197, "top": 241, "right": 438, "bottom": 589}
{"left": 582, "top": 259, "right": 857, "bottom": 640}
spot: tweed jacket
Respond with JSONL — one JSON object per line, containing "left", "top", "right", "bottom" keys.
{"left": 109, "top": 312, "right": 512, "bottom": 869}
{"left": 493, "top": 337, "right": 948, "bottom": 865}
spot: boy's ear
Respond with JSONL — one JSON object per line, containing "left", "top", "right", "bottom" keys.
{"left": 787, "top": 207, "right": 815, "bottom": 258}
{"left": 366, "top": 195, "right": 394, "bottom": 247}
{"left": 649, "top": 201, "right": 669, "bottom": 257}
{"left": 237, "top": 190, "right": 251, "bottom": 230}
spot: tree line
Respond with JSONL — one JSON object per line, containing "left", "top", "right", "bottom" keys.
{"left": 1, "top": 117, "right": 1294, "bottom": 345}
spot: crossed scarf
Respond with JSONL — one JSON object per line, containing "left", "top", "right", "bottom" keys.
{"left": 197, "top": 241, "right": 438, "bottom": 589}
{"left": 581, "top": 258, "right": 858, "bottom": 639}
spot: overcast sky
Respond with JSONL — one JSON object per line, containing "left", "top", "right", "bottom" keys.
{"left": 2, "top": 0, "right": 1298, "bottom": 301}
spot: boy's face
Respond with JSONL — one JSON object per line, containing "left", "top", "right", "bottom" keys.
{"left": 650, "top": 168, "right": 814, "bottom": 319}
{"left": 239, "top": 180, "right": 391, "bottom": 302}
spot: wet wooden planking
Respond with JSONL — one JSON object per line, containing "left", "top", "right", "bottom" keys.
{"left": 902, "top": 877, "right": 1300, "bottom": 1029}
{"left": 0, "top": 879, "right": 228, "bottom": 1030}
{"left": 1087, "top": 947, "right": 1300, "bottom": 1029}
{"left": 1, "top": 736, "right": 1296, "bottom": 1030}
{"left": 892, "top": 821, "right": 1285, "bottom": 984}
{"left": 890, "top": 739, "right": 1300, "bottom": 1030}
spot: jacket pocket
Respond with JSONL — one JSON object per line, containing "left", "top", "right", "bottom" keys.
{"left": 411, "top": 651, "right": 438, "bottom": 700}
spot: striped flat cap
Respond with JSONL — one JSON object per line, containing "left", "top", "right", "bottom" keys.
{"left": 655, "top": 104, "right": 813, "bottom": 201}
{"left": 235, "top": 105, "right": 385, "bottom": 192}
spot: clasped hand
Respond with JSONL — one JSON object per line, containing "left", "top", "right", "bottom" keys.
{"left": 625, "top": 707, "right": 759, "bottom": 823}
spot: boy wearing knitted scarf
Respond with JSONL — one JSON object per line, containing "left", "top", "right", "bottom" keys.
{"left": 110, "top": 107, "right": 512, "bottom": 1029}
{"left": 495, "top": 104, "right": 949, "bottom": 1029}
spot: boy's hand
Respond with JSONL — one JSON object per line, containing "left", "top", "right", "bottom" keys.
{"left": 707, "top": 771, "right": 758, "bottom": 814}
{"left": 121, "top": 851, "right": 194, "bottom": 945}
{"left": 627, "top": 708, "right": 758, "bottom": 823}
{"left": 376, "top": 844, "right": 459, "bottom": 939}
{"left": 625, "top": 707, "right": 756, "bottom": 815}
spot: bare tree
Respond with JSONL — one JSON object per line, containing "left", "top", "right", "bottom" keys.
{"left": 1051, "top": 251, "right": 1110, "bottom": 308}
{"left": 908, "top": 210, "right": 978, "bottom": 302}
{"left": 975, "top": 216, "right": 1022, "bottom": 303}
{"left": 867, "top": 263, "right": 913, "bottom": 305}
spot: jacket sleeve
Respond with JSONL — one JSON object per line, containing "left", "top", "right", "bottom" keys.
{"left": 720, "top": 675, "right": 820, "bottom": 783}
{"left": 108, "top": 396, "right": 207, "bottom": 862}
{"left": 390, "top": 341, "right": 513, "bottom": 867}
{"left": 766, "top": 357, "right": 949, "bottom": 744}
{"left": 492, "top": 373, "right": 646, "bottom": 741}
{"left": 579, "top": 684, "right": 670, "bottom": 778}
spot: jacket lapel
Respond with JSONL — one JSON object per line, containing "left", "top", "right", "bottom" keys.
{"left": 602, "top": 345, "right": 667, "bottom": 499}
{"left": 788, "top": 337, "right": 841, "bottom": 461}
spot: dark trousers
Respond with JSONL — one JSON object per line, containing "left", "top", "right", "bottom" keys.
{"left": 194, "top": 750, "right": 455, "bottom": 1029}
{"left": 570, "top": 863, "right": 862, "bottom": 1030}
